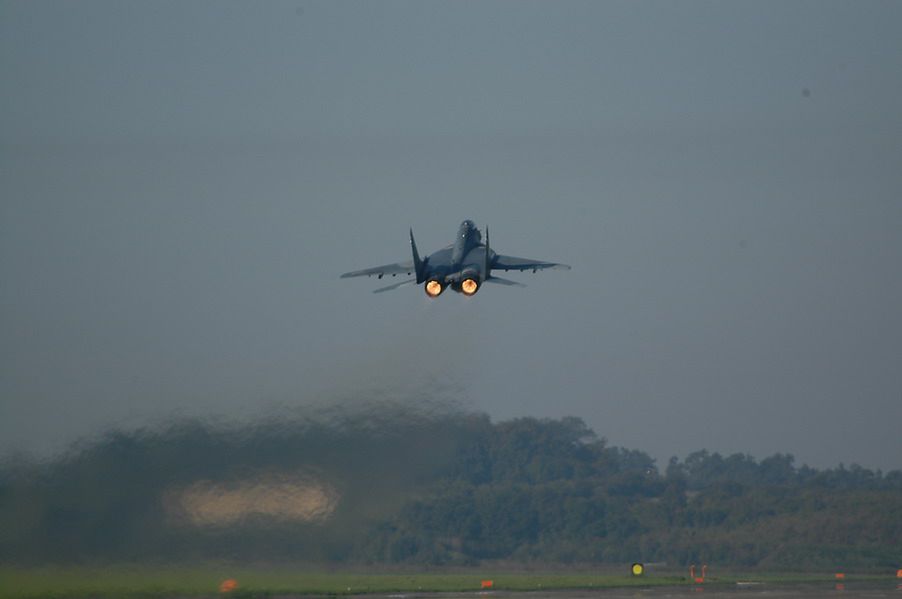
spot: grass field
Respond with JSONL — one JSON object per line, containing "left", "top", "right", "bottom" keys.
{"left": 0, "top": 565, "right": 896, "bottom": 599}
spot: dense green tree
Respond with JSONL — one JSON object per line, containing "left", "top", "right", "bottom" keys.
{"left": 1, "top": 409, "right": 900, "bottom": 569}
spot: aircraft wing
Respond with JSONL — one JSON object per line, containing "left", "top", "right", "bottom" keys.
{"left": 492, "top": 254, "right": 571, "bottom": 272}
{"left": 340, "top": 261, "right": 415, "bottom": 279}
{"left": 372, "top": 278, "right": 417, "bottom": 293}
{"left": 485, "top": 276, "right": 526, "bottom": 287}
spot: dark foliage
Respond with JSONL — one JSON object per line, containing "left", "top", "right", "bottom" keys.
{"left": 1, "top": 407, "right": 900, "bottom": 569}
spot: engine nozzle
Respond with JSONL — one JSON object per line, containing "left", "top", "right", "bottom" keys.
{"left": 460, "top": 278, "right": 479, "bottom": 296}
{"left": 425, "top": 279, "right": 444, "bottom": 298}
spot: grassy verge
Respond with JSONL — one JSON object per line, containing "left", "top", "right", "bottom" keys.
{"left": 0, "top": 565, "right": 897, "bottom": 599}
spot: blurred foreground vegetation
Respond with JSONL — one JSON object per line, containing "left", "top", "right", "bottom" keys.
{"left": 1, "top": 404, "right": 900, "bottom": 570}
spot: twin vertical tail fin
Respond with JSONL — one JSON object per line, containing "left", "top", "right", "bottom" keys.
{"left": 410, "top": 228, "right": 425, "bottom": 283}
{"left": 484, "top": 226, "right": 491, "bottom": 279}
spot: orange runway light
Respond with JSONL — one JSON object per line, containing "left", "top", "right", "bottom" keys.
{"left": 835, "top": 573, "right": 845, "bottom": 580}
{"left": 219, "top": 579, "right": 238, "bottom": 593}
{"left": 481, "top": 580, "right": 494, "bottom": 589}
{"left": 689, "top": 564, "right": 707, "bottom": 584}
{"left": 896, "top": 569, "right": 902, "bottom": 578}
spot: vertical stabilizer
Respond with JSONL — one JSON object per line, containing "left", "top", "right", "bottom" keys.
{"left": 410, "top": 228, "right": 425, "bottom": 283}
{"left": 484, "top": 226, "right": 491, "bottom": 278}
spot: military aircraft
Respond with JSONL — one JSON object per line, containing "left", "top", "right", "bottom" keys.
{"left": 340, "top": 220, "right": 570, "bottom": 297}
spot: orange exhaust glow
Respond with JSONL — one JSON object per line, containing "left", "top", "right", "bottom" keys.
{"left": 425, "top": 280, "right": 443, "bottom": 297}
{"left": 461, "top": 278, "right": 479, "bottom": 295}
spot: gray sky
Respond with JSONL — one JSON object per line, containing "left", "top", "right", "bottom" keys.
{"left": 2, "top": 1, "right": 901, "bottom": 470}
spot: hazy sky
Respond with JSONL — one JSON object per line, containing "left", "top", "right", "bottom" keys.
{"left": 2, "top": 1, "right": 901, "bottom": 470}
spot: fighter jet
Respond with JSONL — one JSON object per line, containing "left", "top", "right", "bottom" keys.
{"left": 340, "top": 220, "right": 570, "bottom": 297}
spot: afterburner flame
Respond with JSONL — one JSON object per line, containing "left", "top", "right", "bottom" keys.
{"left": 425, "top": 280, "right": 443, "bottom": 297}
{"left": 461, "top": 278, "right": 479, "bottom": 295}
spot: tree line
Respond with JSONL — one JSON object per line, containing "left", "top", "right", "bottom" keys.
{"left": 1, "top": 406, "right": 899, "bottom": 569}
